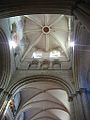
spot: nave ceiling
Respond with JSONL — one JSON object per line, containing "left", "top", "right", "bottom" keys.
{"left": 0, "top": 1, "right": 90, "bottom": 120}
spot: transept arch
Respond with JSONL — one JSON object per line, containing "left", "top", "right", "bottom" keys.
{"left": 5, "top": 75, "right": 75, "bottom": 120}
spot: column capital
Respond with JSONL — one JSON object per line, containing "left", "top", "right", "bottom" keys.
{"left": 68, "top": 94, "right": 76, "bottom": 102}
{"left": 76, "top": 88, "right": 87, "bottom": 95}
{"left": 68, "top": 96, "right": 73, "bottom": 102}
{"left": 79, "top": 88, "right": 87, "bottom": 93}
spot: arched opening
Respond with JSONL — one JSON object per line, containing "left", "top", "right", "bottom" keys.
{"left": 4, "top": 75, "right": 75, "bottom": 120}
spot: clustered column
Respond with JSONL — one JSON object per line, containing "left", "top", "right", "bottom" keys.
{"left": 68, "top": 88, "right": 90, "bottom": 120}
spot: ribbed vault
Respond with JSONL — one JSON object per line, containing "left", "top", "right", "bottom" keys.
{"left": 22, "top": 14, "right": 71, "bottom": 62}
{"left": 15, "top": 82, "right": 71, "bottom": 120}
{"left": 6, "top": 75, "right": 74, "bottom": 120}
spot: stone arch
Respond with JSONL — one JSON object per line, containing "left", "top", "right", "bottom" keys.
{"left": 8, "top": 75, "right": 75, "bottom": 96}
{"left": 6, "top": 75, "right": 74, "bottom": 118}
{"left": 0, "top": 28, "right": 11, "bottom": 90}
{"left": 6, "top": 81, "right": 73, "bottom": 120}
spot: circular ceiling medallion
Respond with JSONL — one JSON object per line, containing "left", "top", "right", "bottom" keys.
{"left": 42, "top": 26, "right": 50, "bottom": 34}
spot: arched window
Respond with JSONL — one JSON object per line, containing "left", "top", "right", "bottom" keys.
{"left": 32, "top": 51, "right": 42, "bottom": 58}
{"left": 50, "top": 50, "right": 60, "bottom": 58}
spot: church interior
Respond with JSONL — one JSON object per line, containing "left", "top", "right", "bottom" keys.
{"left": 0, "top": 0, "right": 90, "bottom": 120}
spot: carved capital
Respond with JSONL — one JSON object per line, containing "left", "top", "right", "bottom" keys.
{"left": 68, "top": 94, "right": 76, "bottom": 102}
{"left": 79, "top": 88, "right": 87, "bottom": 94}
{"left": 76, "top": 88, "right": 87, "bottom": 95}
{"left": 68, "top": 96, "right": 73, "bottom": 102}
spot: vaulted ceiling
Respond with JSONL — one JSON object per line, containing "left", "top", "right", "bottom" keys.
{"left": 0, "top": 1, "right": 90, "bottom": 120}
{"left": 15, "top": 81, "right": 71, "bottom": 120}
{"left": 22, "top": 14, "right": 72, "bottom": 62}
{"left": 3, "top": 14, "right": 73, "bottom": 120}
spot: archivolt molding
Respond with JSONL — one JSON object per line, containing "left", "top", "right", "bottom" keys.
{"left": 0, "top": 28, "right": 11, "bottom": 89}
{"left": 8, "top": 75, "right": 75, "bottom": 97}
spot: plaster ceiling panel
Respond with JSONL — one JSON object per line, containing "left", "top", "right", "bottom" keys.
{"left": 29, "top": 92, "right": 63, "bottom": 105}
{"left": 20, "top": 88, "right": 41, "bottom": 105}
{"left": 21, "top": 100, "right": 66, "bottom": 112}
{"left": 32, "top": 118, "right": 55, "bottom": 120}
{"left": 25, "top": 32, "right": 42, "bottom": 45}
{"left": 48, "top": 34, "right": 61, "bottom": 50}
{"left": 44, "top": 14, "right": 60, "bottom": 26}
{"left": 27, "top": 15, "right": 44, "bottom": 27}
{"left": 31, "top": 110, "right": 60, "bottom": 120}
{"left": 48, "top": 90, "right": 70, "bottom": 111}
{"left": 49, "top": 109, "right": 70, "bottom": 120}
{"left": 24, "top": 108, "right": 41, "bottom": 120}
{"left": 51, "top": 30, "right": 68, "bottom": 49}
{"left": 36, "top": 34, "right": 46, "bottom": 51}
{"left": 24, "top": 16, "right": 41, "bottom": 30}
{"left": 51, "top": 16, "right": 68, "bottom": 30}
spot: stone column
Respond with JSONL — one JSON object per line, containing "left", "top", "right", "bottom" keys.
{"left": 69, "top": 92, "right": 87, "bottom": 120}
{"left": 68, "top": 95, "right": 76, "bottom": 120}
{"left": 0, "top": 91, "right": 12, "bottom": 119}
{"left": 76, "top": 91, "right": 85, "bottom": 120}
{"left": 72, "top": 95, "right": 80, "bottom": 120}
{"left": 80, "top": 88, "right": 90, "bottom": 120}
